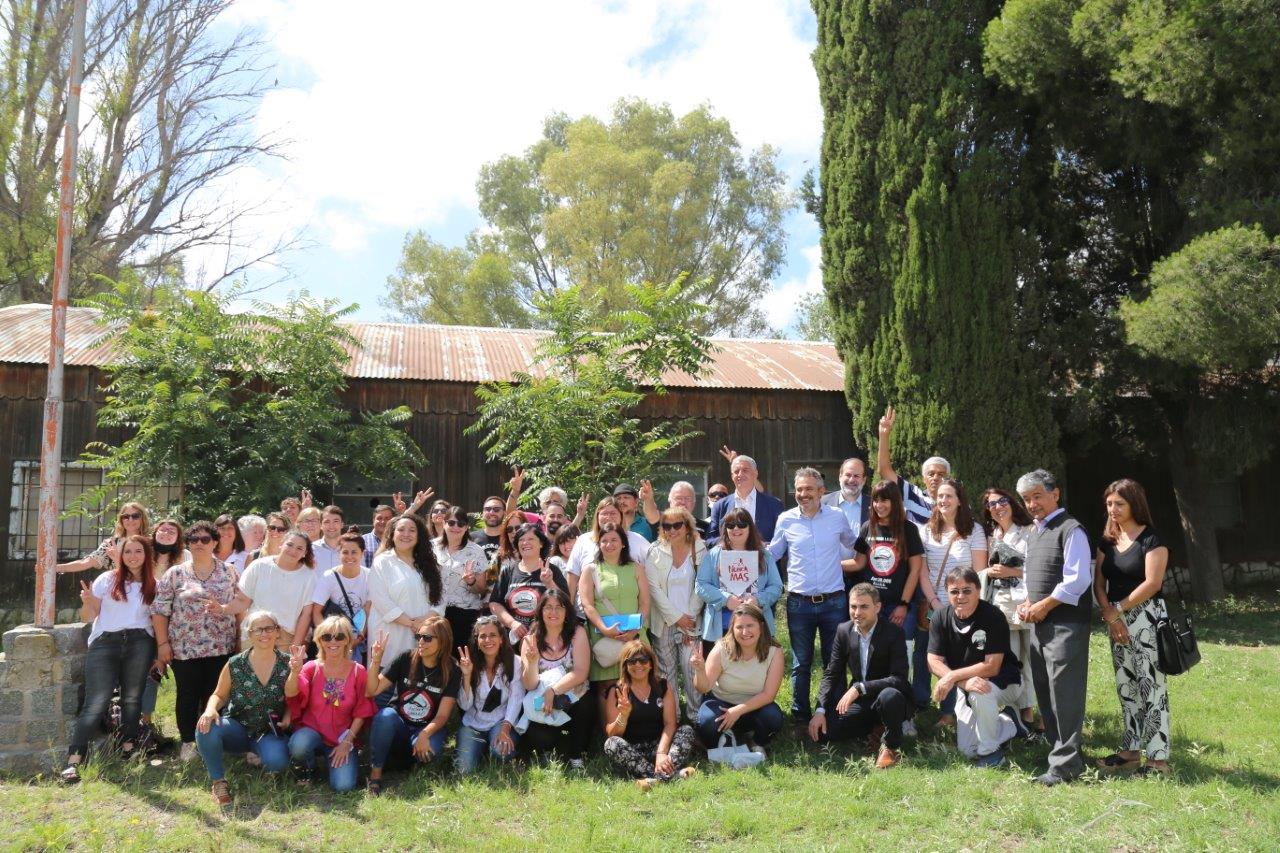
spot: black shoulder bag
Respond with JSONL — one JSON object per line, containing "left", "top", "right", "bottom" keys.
{"left": 1154, "top": 567, "right": 1201, "bottom": 676}
{"left": 322, "top": 572, "right": 358, "bottom": 623}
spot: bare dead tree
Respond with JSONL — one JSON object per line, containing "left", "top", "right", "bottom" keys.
{"left": 0, "top": 0, "right": 289, "bottom": 303}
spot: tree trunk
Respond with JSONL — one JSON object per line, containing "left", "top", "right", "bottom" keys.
{"left": 1166, "top": 415, "right": 1224, "bottom": 603}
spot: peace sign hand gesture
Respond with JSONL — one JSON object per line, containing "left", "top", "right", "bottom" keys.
{"left": 288, "top": 644, "right": 307, "bottom": 672}
{"left": 370, "top": 630, "right": 389, "bottom": 666}
{"left": 520, "top": 635, "right": 540, "bottom": 671}
{"left": 614, "top": 681, "right": 631, "bottom": 716}
{"left": 878, "top": 405, "right": 896, "bottom": 438}
{"left": 458, "top": 646, "right": 474, "bottom": 681}
{"left": 78, "top": 580, "right": 94, "bottom": 608}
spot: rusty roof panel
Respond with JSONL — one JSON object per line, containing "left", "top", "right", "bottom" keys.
{"left": 0, "top": 305, "right": 845, "bottom": 392}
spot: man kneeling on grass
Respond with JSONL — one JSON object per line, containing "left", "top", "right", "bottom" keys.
{"left": 807, "top": 583, "right": 912, "bottom": 769}
{"left": 928, "top": 567, "right": 1029, "bottom": 768}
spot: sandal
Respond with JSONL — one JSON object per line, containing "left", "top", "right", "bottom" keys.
{"left": 1097, "top": 753, "right": 1141, "bottom": 772}
{"left": 211, "top": 779, "right": 232, "bottom": 807}
{"left": 1137, "top": 763, "right": 1171, "bottom": 777}
{"left": 59, "top": 764, "right": 81, "bottom": 784}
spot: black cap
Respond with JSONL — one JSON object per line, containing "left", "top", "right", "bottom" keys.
{"left": 612, "top": 483, "right": 639, "bottom": 498}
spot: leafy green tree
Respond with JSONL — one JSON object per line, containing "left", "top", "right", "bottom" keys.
{"left": 811, "top": 0, "right": 1061, "bottom": 494}
{"left": 794, "top": 291, "right": 835, "bottom": 342}
{"left": 467, "top": 278, "right": 713, "bottom": 501}
{"left": 983, "top": 0, "right": 1280, "bottom": 598}
{"left": 75, "top": 284, "right": 424, "bottom": 519}
{"left": 392, "top": 98, "right": 792, "bottom": 336}
{"left": 382, "top": 231, "right": 531, "bottom": 327}
{"left": 1118, "top": 226, "right": 1280, "bottom": 600}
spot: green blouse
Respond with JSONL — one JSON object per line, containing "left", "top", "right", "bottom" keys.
{"left": 225, "top": 649, "right": 290, "bottom": 737}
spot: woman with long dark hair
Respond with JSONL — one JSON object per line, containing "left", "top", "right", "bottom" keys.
{"left": 979, "top": 487, "right": 1037, "bottom": 728}
{"left": 455, "top": 615, "right": 524, "bottom": 774}
{"left": 60, "top": 534, "right": 159, "bottom": 782}
{"left": 214, "top": 514, "right": 248, "bottom": 573}
{"left": 488, "top": 522, "right": 569, "bottom": 644}
{"left": 365, "top": 614, "right": 458, "bottom": 794}
{"left": 695, "top": 508, "right": 784, "bottom": 652}
{"left": 580, "top": 524, "right": 650, "bottom": 691}
{"left": 369, "top": 514, "right": 444, "bottom": 666}
{"left": 519, "top": 589, "right": 592, "bottom": 770}
{"left": 917, "top": 478, "right": 987, "bottom": 726}
{"left": 434, "top": 505, "right": 491, "bottom": 652}
{"left": 1093, "top": 478, "right": 1172, "bottom": 776}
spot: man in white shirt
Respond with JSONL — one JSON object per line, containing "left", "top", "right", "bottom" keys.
{"left": 311, "top": 505, "right": 345, "bottom": 572}
{"left": 707, "top": 455, "right": 784, "bottom": 544}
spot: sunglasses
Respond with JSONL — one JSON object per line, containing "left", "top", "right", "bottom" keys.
{"left": 267, "top": 524, "right": 289, "bottom": 533}
{"left": 445, "top": 520, "right": 467, "bottom": 528}
{"left": 483, "top": 506, "right": 504, "bottom": 513}
{"left": 120, "top": 512, "right": 143, "bottom": 521}
{"left": 416, "top": 634, "right": 437, "bottom": 643}
{"left": 724, "top": 521, "right": 749, "bottom": 530}
{"left": 249, "top": 625, "right": 280, "bottom": 635}
{"left": 625, "top": 657, "right": 652, "bottom": 666}
{"left": 986, "top": 496, "right": 1011, "bottom": 509}
{"left": 708, "top": 492, "right": 728, "bottom": 500}
{"left": 186, "top": 535, "right": 214, "bottom": 544}
{"left": 318, "top": 633, "right": 349, "bottom": 643}
{"left": 660, "top": 521, "right": 685, "bottom": 531}
{"left": 430, "top": 508, "right": 448, "bottom": 515}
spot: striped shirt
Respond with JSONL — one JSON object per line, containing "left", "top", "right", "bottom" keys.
{"left": 897, "top": 477, "right": 935, "bottom": 526}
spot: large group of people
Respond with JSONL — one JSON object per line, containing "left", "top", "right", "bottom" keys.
{"left": 55, "top": 406, "right": 1177, "bottom": 801}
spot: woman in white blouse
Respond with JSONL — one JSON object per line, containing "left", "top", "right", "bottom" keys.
{"left": 455, "top": 615, "right": 525, "bottom": 774}
{"left": 433, "top": 505, "right": 491, "bottom": 654}
{"left": 645, "top": 507, "right": 706, "bottom": 719}
{"left": 369, "top": 514, "right": 445, "bottom": 666}
{"left": 917, "top": 478, "right": 987, "bottom": 727}
{"left": 979, "top": 487, "right": 1038, "bottom": 728}
{"left": 234, "top": 531, "right": 317, "bottom": 650}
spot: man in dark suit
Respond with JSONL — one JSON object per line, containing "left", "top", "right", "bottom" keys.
{"left": 706, "top": 454, "right": 784, "bottom": 544}
{"left": 807, "top": 582, "right": 913, "bottom": 768}
{"left": 821, "top": 456, "right": 871, "bottom": 593}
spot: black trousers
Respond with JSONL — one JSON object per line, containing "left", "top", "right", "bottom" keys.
{"left": 445, "top": 606, "right": 482, "bottom": 654}
{"left": 523, "top": 695, "right": 594, "bottom": 760}
{"left": 170, "top": 654, "right": 230, "bottom": 743}
{"left": 820, "top": 686, "right": 911, "bottom": 749}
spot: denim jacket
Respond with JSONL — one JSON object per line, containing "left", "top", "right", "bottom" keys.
{"left": 695, "top": 546, "right": 784, "bottom": 642}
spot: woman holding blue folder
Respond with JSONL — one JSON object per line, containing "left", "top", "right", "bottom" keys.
{"left": 580, "top": 524, "right": 651, "bottom": 699}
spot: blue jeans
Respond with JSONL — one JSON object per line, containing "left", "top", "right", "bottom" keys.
{"left": 785, "top": 593, "right": 846, "bottom": 720}
{"left": 455, "top": 723, "right": 517, "bottom": 774}
{"left": 68, "top": 628, "right": 155, "bottom": 757}
{"left": 368, "top": 707, "right": 445, "bottom": 769}
{"left": 194, "top": 716, "right": 289, "bottom": 781}
{"left": 288, "top": 726, "right": 359, "bottom": 792}
{"left": 694, "top": 696, "right": 784, "bottom": 748}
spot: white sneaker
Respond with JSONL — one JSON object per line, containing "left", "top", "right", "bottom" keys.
{"left": 179, "top": 742, "right": 198, "bottom": 763}
{"left": 902, "top": 720, "right": 918, "bottom": 738}
{"left": 244, "top": 751, "right": 263, "bottom": 767}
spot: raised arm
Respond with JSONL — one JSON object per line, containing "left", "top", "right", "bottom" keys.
{"left": 876, "top": 405, "right": 899, "bottom": 483}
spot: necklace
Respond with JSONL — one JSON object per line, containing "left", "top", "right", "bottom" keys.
{"left": 191, "top": 560, "right": 216, "bottom": 583}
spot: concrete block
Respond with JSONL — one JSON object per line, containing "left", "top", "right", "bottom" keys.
{"left": 51, "top": 623, "right": 90, "bottom": 656}
{"left": 0, "top": 719, "right": 22, "bottom": 746}
{"left": 0, "top": 746, "right": 63, "bottom": 776}
{"left": 2, "top": 626, "right": 56, "bottom": 661}
{"left": 24, "top": 717, "right": 64, "bottom": 745}
{"left": 28, "top": 687, "right": 57, "bottom": 715}
{"left": 2, "top": 661, "right": 54, "bottom": 691}
{"left": 58, "top": 654, "right": 85, "bottom": 683}
{"left": 0, "top": 690, "right": 22, "bottom": 717}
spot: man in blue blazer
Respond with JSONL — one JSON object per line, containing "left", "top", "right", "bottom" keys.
{"left": 706, "top": 454, "right": 784, "bottom": 544}
{"left": 821, "top": 456, "right": 871, "bottom": 592}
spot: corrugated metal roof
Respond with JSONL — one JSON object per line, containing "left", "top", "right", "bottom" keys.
{"left": 0, "top": 304, "right": 845, "bottom": 391}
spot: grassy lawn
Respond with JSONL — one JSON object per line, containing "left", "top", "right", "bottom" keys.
{"left": 3, "top": 595, "right": 1278, "bottom": 852}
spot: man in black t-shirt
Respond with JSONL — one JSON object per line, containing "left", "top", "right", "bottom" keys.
{"left": 471, "top": 496, "right": 507, "bottom": 563}
{"left": 928, "top": 567, "right": 1027, "bottom": 766}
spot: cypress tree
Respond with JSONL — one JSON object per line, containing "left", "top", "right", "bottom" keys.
{"left": 812, "top": 0, "right": 1061, "bottom": 493}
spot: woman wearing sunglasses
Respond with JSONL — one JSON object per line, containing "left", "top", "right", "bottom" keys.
{"left": 193, "top": 609, "right": 292, "bottom": 806}
{"left": 425, "top": 499, "right": 452, "bottom": 541}
{"left": 56, "top": 502, "right": 151, "bottom": 574}
{"left": 604, "top": 640, "right": 698, "bottom": 790}
{"left": 60, "top": 534, "right": 159, "bottom": 783}
{"left": 365, "top": 615, "right": 458, "bottom": 794}
{"left": 455, "top": 616, "right": 524, "bottom": 774}
{"left": 152, "top": 520, "right": 248, "bottom": 763}
{"left": 285, "top": 614, "right": 376, "bottom": 791}
{"left": 246, "top": 512, "right": 291, "bottom": 563}
{"left": 979, "top": 487, "right": 1038, "bottom": 730}
{"left": 695, "top": 508, "right": 784, "bottom": 655}
{"left": 434, "top": 506, "right": 491, "bottom": 653}
{"left": 645, "top": 507, "right": 707, "bottom": 719}
{"left": 234, "top": 530, "right": 318, "bottom": 651}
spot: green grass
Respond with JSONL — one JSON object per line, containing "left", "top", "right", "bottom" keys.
{"left": 4, "top": 595, "right": 1279, "bottom": 852}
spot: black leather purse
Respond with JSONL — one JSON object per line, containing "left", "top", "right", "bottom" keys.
{"left": 1154, "top": 570, "right": 1200, "bottom": 676}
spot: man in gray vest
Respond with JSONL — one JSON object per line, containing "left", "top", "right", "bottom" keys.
{"left": 1016, "top": 469, "right": 1093, "bottom": 786}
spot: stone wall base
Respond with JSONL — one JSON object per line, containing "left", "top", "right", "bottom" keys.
{"left": 0, "top": 623, "right": 89, "bottom": 776}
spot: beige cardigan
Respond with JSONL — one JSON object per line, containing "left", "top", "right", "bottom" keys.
{"left": 645, "top": 538, "right": 707, "bottom": 635}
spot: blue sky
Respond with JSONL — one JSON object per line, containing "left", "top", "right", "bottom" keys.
{"left": 204, "top": 1, "right": 824, "bottom": 335}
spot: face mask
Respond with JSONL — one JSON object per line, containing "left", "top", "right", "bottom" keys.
{"left": 154, "top": 540, "right": 180, "bottom": 555}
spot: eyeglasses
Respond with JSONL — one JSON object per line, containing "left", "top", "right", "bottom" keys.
{"left": 250, "top": 625, "right": 280, "bottom": 635}
{"left": 318, "top": 633, "right": 349, "bottom": 643}
{"left": 507, "top": 528, "right": 521, "bottom": 535}
{"left": 120, "top": 512, "right": 142, "bottom": 521}
{"left": 625, "top": 657, "right": 652, "bottom": 667}
{"left": 708, "top": 493, "right": 728, "bottom": 500}
{"left": 660, "top": 521, "right": 685, "bottom": 531}
{"left": 445, "top": 520, "right": 467, "bottom": 528}
{"left": 416, "top": 634, "right": 437, "bottom": 643}
{"left": 986, "top": 496, "right": 1011, "bottom": 509}
{"left": 186, "top": 535, "right": 214, "bottom": 544}
{"left": 724, "top": 521, "right": 749, "bottom": 530}
{"left": 483, "top": 506, "right": 504, "bottom": 513}
{"left": 947, "top": 588, "right": 977, "bottom": 597}
{"left": 267, "top": 524, "right": 289, "bottom": 533}
{"left": 430, "top": 508, "right": 447, "bottom": 515}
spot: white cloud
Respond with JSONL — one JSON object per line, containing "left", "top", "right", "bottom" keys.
{"left": 759, "top": 243, "right": 823, "bottom": 335}
{"left": 222, "top": 0, "right": 820, "bottom": 250}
